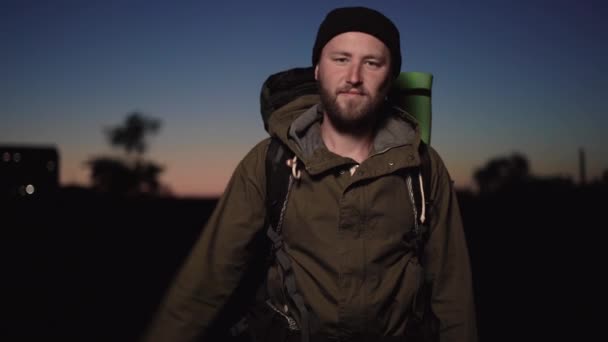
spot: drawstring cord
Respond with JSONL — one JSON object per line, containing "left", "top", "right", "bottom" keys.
{"left": 286, "top": 155, "right": 302, "bottom": 179}
{"left": 406, "top": 173, "right": 427, "bottom": 232}
{"left": 418, "top": 173, "right": 426, "bottom": 224}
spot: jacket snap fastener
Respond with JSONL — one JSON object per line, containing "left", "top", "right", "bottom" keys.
{"left": 388, "top": 162, "right": 394, "bottom": 166}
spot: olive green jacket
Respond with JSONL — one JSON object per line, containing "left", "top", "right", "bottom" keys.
{"left": 144, "top": 94, "right": 477, "bottom": 341}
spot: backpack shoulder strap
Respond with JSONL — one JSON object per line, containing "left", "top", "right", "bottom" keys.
{"left": 265, "top": 137, "right": 293, "bottom": 232}
{"left": 227, "top": 138, "right": 293, "bottom": 338}
{"left": 407, "top": 141, "right": 433, "bottom": 260}
{"left": 418, "top": 141, "right": 432, "bottom": 207}
{"left": 264, "top": 138, "right": 316, "bottom": 341}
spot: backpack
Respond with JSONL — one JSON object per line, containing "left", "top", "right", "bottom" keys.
{"left": 231, "top": 67, "right": 438, "bottom": 342}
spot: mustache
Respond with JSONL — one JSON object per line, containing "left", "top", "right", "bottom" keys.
{"left": 336, "top": 85, "right": 367, "bottom": 95}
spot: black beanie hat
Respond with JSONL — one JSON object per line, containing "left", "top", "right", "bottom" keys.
{"left": 312, "top": 7, "right": 402, "bottom": 78}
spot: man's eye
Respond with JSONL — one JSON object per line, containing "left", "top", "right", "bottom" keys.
{"left": 365, "top": 61, "right": 380, "bottom": 67}
{"left": 334, "top": 58, "right": 348, "bottom": 64}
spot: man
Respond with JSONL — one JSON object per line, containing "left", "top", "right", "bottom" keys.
{"left": 144, "top": 6, "right": 477, "bottom": 342}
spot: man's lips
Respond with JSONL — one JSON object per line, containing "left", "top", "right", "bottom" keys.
{"left": 339, "top": 90, "right": 365, "bottom": 95}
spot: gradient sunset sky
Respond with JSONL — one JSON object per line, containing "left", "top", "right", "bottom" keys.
{"left": 2, "top": 0, "right": 606, "bottom": 197}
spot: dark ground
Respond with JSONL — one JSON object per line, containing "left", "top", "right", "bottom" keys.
{"left": 2, "top": 183, "right": 605, "bottom": 341}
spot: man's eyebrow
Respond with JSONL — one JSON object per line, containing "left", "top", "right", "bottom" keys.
{"left": 328, "top": 51, "right": 352, "bottom": 57}
{"left": 362, "top": 54, "right": 387, "bottom": 61}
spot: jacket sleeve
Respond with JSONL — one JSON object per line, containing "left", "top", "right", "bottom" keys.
{"left": 142, "top": 139, "right": 270, "bottom": 342}
{"left": 423, "top": 147, "right": 478, "bottom": 342}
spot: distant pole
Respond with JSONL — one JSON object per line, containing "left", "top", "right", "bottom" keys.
{"left": 579, "top": 147, "right": 586, "bottom": 185}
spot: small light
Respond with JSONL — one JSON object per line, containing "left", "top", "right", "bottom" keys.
{"left": 2, "top": 152, "right": 9, "bottom": 162}
{"left": 47, "top": 160, "right": 56, "bottom": 172}
{"left": 13, "top": 152, "right": 21, "bottom": 162}
{"left": 25, "top": 184, "right": 35, "bottom": 195}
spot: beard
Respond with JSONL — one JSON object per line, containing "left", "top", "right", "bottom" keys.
{"left": 318, "top": 81, "right": 389, "bottom": 134}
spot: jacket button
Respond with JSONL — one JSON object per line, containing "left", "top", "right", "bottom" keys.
{"left": 339, "top": 170, "right": 345, "bottom": 175}
{"left": 388, "top": 162, "right": 394, "bottom": 166}
{"left": 408, "top": 155, "right": 415, "bottom": 161}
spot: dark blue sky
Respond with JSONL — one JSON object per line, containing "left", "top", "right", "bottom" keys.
{"left": 2, "top": 0, "right": 606, "bottom": 196}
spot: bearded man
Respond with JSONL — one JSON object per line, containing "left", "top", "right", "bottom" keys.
{"left": 144, "top": 7, "right": 477, "bottom": 342}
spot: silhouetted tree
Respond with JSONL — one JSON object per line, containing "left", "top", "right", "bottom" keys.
{"left": 89, "top": 157, "right": 137, "bottom": 194}
{"left": 106, "top": 112, "right": 161, "bottom": 162}
{"left": 87, "top": 112, "right": 168, "bottom": 196}
{"left": 474, "top": 153, "right": 530, "bottom": 194}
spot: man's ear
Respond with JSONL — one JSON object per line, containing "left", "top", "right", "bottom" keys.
{"left": 314, "top": 65, "right": 319, "bottom": 80}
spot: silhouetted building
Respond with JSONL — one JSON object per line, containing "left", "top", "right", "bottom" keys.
{"left": 1, "top": 145, "right": 59, "bottom": 199}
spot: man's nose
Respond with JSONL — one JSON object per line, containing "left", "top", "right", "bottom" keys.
{"left": 346, "top": 63, "right": 362, "bottom": 85}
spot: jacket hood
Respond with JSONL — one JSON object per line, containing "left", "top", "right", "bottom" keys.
{"left": 260, "top": 67, "right": 319, "bottom": 135}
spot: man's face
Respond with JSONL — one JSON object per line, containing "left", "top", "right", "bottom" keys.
{"left": 315, "top": 31, "right": 392, "bottom": 132}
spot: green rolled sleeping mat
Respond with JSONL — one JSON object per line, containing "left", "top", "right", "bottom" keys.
{"left": 390, "top": 72, "right": 433, "bottom": 145}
